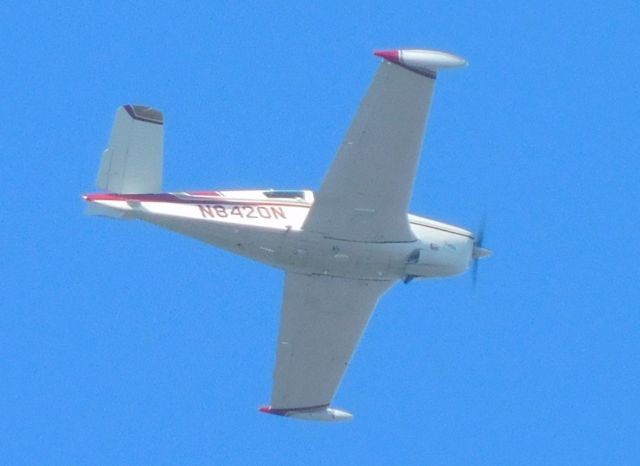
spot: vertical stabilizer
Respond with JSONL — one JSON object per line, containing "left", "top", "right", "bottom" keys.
{"left": 97, "top": 105, "right": 164, "bottom": 194}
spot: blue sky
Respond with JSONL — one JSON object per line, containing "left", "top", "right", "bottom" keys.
{"left": 2, "top": 1, "right": 639, "bottom": 464}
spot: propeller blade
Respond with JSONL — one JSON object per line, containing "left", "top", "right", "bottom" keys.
{"left": 471, "top": 215, "right": 490, "bottom": 289}
{"left": 472, "top": 257, "right": 480, "bottom": 287}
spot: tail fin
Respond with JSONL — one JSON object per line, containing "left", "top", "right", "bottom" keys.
{"left": 97, "top": 105, "right": 164, "bottom": 194}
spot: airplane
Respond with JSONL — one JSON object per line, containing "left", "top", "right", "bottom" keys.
{"left": 83, "top": 48, "right": 491, "bottom": 422}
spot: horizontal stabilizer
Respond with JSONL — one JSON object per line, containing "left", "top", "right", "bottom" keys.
{"left": 97, "top": 105, "right": 164, "bottom": 194}
{"left": 83, "top": 201, "right": 129, "bottom": 219}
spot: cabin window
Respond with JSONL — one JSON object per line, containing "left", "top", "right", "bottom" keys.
{"left": 263, "top": 190, "right": 305, "bottom": 200}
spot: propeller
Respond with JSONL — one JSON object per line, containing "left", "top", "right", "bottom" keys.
{"left": 471, "top": 217, "right": 491, "bottom": 287}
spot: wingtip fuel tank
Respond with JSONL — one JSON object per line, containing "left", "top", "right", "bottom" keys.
{"left": 374, "top": 48, "right": 467, "bottom": 77}
{"left": 259, "top": 405, "right": 353, "bottom": 422}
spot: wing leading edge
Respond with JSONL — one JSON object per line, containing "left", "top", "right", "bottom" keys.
{"left": 303, "top": 49, "right": 466, "bottom": 243}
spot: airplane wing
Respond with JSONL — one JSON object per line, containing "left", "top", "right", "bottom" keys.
{"left": 261, "top": 50, "right": 467, "bottom": 421}
{"left": 262, "top": 272, "right": 394, "bottom": 420}
{"left": 303, "top": 49, "right": 466, "bottom": 243}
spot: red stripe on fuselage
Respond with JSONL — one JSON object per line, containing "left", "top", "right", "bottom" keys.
{"left": 83, "top": 192, "right": 311, "bottom": 208}
{"left": 84, "top": 193, "right": 179, "bottom": 202}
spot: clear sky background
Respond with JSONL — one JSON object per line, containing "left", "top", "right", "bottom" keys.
{"left": 2, "top": 1, "right": 639, "bottom": 464}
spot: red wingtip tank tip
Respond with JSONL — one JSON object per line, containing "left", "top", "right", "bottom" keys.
{"left": 259, "top": 406, "right": 288, "bottom": 417}
{"left": 373, "top": 49, "right": 400, "bottom": 64}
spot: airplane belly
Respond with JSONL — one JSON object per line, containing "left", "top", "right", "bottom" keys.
{"left": 142, "top": 213, "right": 288, "bottom": 266}
{"left": 87, "top": 199, "right": 289, "bottom": 267}
{"left": 275, "top": 232, "right": 412, "bottom": 280}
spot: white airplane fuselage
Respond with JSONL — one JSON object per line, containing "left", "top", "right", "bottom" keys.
{"left": 84, "top": 189, "right": 474, "bottom": 282}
